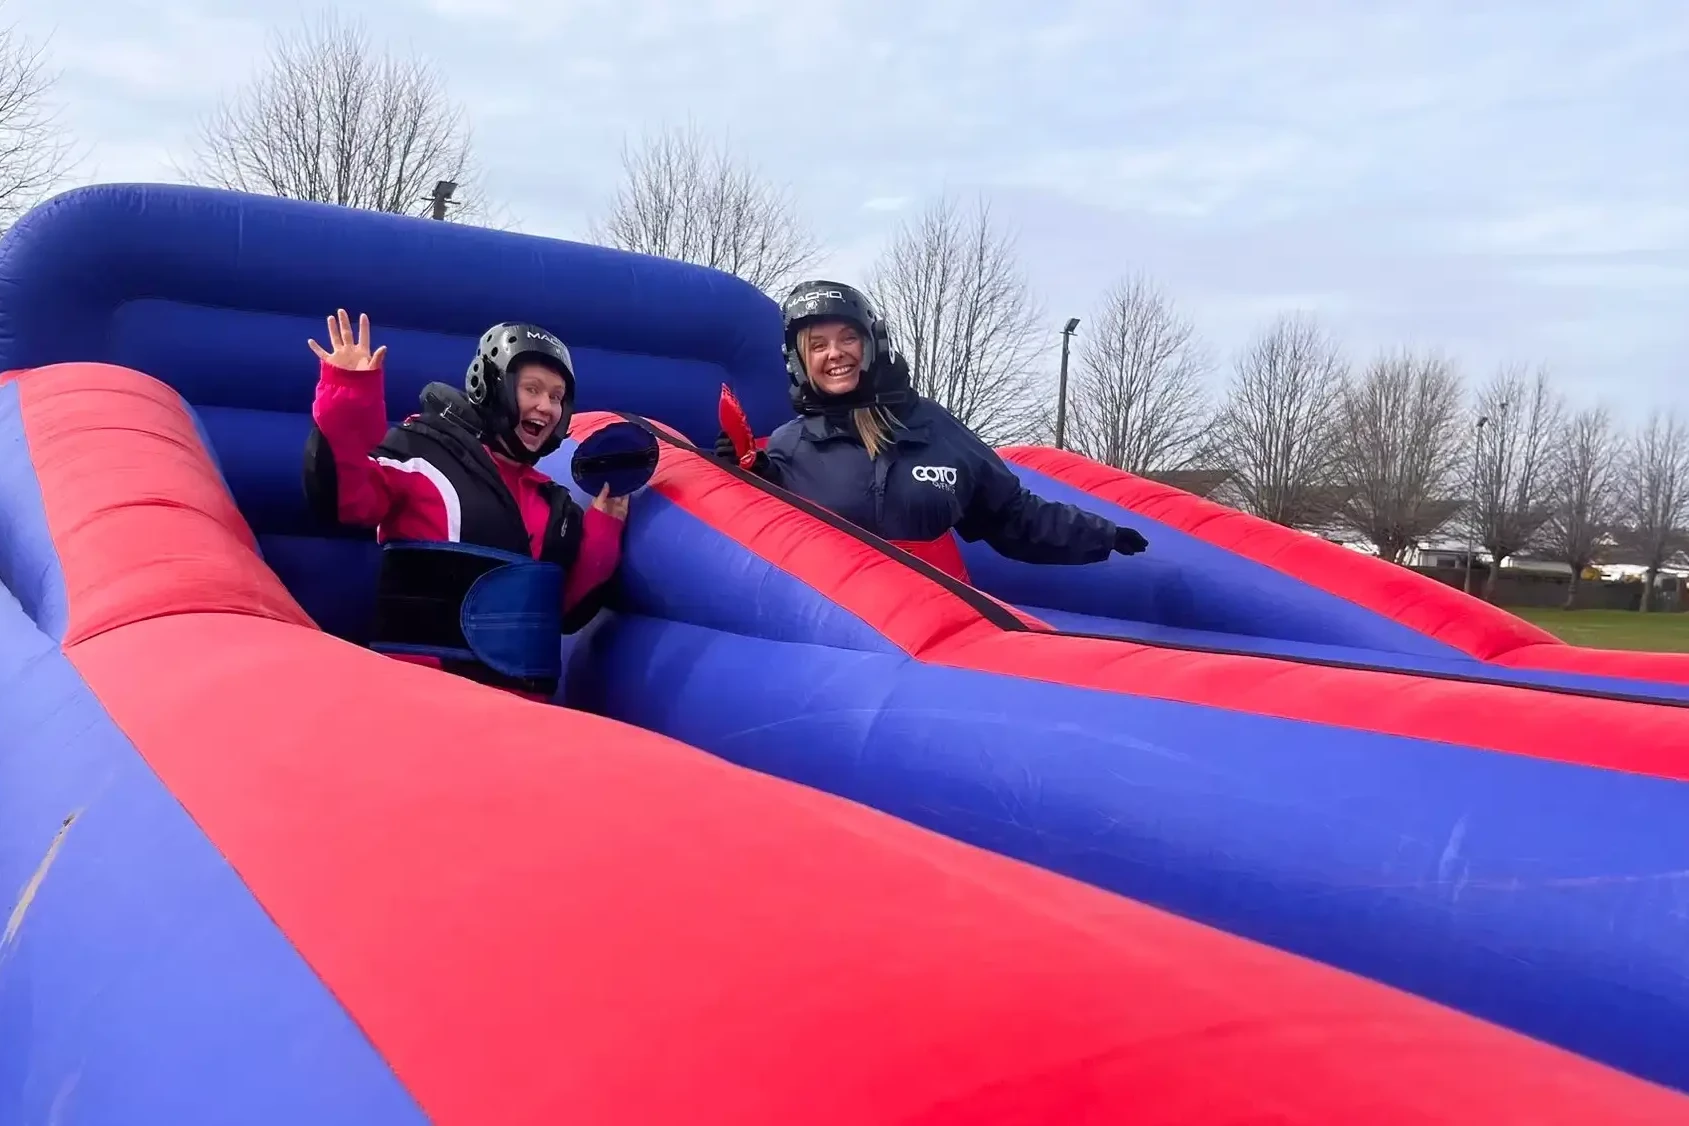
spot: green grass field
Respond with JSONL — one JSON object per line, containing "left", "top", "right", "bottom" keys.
{"left": 1510, "top": 608, "right": 1689, "bottom": 652}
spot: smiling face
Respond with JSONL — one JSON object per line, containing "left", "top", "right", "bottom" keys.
{"left": 510, "top": 359, "right": 570, "bottom": 451}
{"left": 801, "top": 321, "right": 865, "bottom": 396}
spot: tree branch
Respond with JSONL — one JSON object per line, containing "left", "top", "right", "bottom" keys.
{"left": 590, "top": 122, "right": 820, "bottom": 295}
{"left": 1065, "top": 274, "right": 1211, "bottom": 473}
{"left": 1210, "top": 312, "right": 1346, "bottom": 528}
{"left": 866, "top": 196, "right": 1045, "bottom": 444}
{"left": 1332, "top": 348, "right": 1466, "bottom": 562}
{"left": 0, "top": 19, "right": 74, "bottom": 231}
{"left": 1467, "top": 364, "right": 1562, "bottom": 596}
{"left": 1620, "top": 409, "right": 1689, "bottom": 611}
{"left": 182, "top": 14, "right": 487, "bottom": 221}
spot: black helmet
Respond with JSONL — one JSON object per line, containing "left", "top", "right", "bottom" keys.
{"left": 465, "top": 322, "right": 575, "bottom": 463}
{"left": 780, "top": 281, "right": 905, "bottom": 415}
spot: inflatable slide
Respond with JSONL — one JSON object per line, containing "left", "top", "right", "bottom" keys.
{"left": 3, "top": 185, "right": 1688, "bottom": 1120}
{"left": 25, "top": 371, "right": 1689, "bottom": 1125}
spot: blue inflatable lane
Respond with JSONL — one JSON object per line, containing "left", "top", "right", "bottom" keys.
{"left": 0, "top": 587, "right": 428, "bottom": 1125}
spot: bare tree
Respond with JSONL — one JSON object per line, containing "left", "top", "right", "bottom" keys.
{"left": 0, "top": 21, "right": 73, "bottom": 230}
{"left": 185, "top": 15, "right": 486, "bottom": 220}
{"left": 1065, "top": 275, "right": 1211, "bottom": 473}
{"left": 1541, "top": 405, "right": 1620, "bottom": 609}
{"left": 1620, "top": 410, "right": 1689, "bottom": 612}
{"left": 593, "top": 124, "right": 819, "bottom": 294}
{"left": 1331, "top": 348, "right": 1466, "bottom": 563}
{"left": 1468, "top": 364, "right": 1562, "bottom": 599}
{"left": 867, "top": 196, "right": 1045, "bottom": 444}
{"left": 1209, "top": 313, "right": 1347, "bottom": 527}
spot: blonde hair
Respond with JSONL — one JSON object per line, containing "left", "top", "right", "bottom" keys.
{"left": 798, "top": 325, "right": 898, "bottom": 458}
{"left": 852, "top": 405, "right": 897, "bottom": 458}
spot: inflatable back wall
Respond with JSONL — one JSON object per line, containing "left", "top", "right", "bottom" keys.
{"left": 0, "top": 183, "right": 791, "bottom": 636}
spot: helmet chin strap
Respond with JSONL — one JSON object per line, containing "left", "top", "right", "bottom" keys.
{"left": 491, "top": 427, "right": 541, "bottom": 465}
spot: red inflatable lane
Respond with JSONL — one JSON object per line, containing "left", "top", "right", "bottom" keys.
{"left": 628, "top": 412, "right": 1055, "bottom": 632}
{"left": 1003, "top": 445, "right": 1689, "bottom": 686}
{"left": 24, "top": 366, "right": 1689, "bottom": 1125}
{"left": 11, "top": 362, "right": 315, "bottom": 645}
{"left": 632, "top": 426, "right": 1689, "bottom": 781}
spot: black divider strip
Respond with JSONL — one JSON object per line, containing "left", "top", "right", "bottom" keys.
{"left": 1051, "top": 627, "right": 1689, "bottom": 709}
{"left": 619, "top": 414, "right": 1031, "bottom": 631}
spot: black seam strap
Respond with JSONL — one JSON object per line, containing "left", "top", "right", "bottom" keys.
{"left": 618, "top": 414, "right": 1030, "bottom": 632}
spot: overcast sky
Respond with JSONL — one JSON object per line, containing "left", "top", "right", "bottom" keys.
{"left": 11, "top": 0, "right": 1687, "bottom": 416}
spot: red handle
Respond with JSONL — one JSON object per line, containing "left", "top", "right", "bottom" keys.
{"left": 718, "top": 385, "right": 757, "bottom": 469}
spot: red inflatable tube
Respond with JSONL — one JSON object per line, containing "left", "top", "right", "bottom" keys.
{"left": 629, "top": 422, "right": 1689, "bottom": 783}
{"left": 1002, "top": 445, "right": 1689, "bottom": 686}
{"left": 626, "top": 412, "right": 1049, "bottom": 630}
{"left": 15, "top": 365, "right": 1689, "bottom": 1124}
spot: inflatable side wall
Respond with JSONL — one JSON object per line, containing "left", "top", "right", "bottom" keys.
{"left": 997, "top": 446, "right": 1689, "bottom": 690}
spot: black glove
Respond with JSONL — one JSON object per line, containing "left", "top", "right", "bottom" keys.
{"left": 869, "top": 352, "right": 914, "bottom": 400}
{"left": 1114, "top": 526, "right": 1149, "bottom": 555}
{"left": 713, "top": 430, "right": 769, "bottom": 477}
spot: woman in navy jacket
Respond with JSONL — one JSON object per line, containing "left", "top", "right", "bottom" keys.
{"left": 716, "top": 281, "right": 1148, "bottom": 582}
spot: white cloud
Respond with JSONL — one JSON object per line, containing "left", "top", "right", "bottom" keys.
{"left": 1520, "top": 262, "right": 1689, "bottom": 289}
{"left": 0, "top": 0, "right": 1681, "bottom": 412}
{"left": 999, "top": 133, "right": 1339, "bottom": 220}
{"left": 1453, "top": 204, "right": 1689, "bottom": 257}
{"left": 49, "top": 7, "right": 269, "bottom": 98}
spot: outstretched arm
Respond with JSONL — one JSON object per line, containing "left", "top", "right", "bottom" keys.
{"left": 954, "top": 439, "right": 1133, "bottom": 566}
{"left": 304, "top": 310, "right": 421, "bottom": 531}
{"left": 309, "top": 358, "right": 404, "bottom": 528}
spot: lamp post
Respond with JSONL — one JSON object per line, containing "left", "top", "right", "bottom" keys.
{"left": 1464, "top": 415, "right": 1489, "bottom": 595}
{"left": 1054, "top": 316, "right": 1080, "bottom": 450}
{"left": 426, "top": 180, "right": 458, "bottom": 221}
{"left": 1464, "top": 399, "right": 1509, "bottom": 596}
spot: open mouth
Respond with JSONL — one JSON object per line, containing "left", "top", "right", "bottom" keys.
{"left": 816, "top": 365, "right": 856, "bottom": 388}
{"left": 519, "top": 419, "right": 548, "bottom": 442}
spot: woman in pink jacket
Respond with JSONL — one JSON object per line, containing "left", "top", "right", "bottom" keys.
{"left": 304, "top": 309, "right": 626, "bottom": 700}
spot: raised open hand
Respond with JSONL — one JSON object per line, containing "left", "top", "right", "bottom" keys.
{"left": 308, "top": 309, "right": 387, "bottom": 371}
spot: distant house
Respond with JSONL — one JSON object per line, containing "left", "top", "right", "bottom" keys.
{"left": 1405, "top": 537, "right": 1481, "bottom": 570}
{"left": 1296, "top": 495, "right": 1467, "bottom": 565}
{"left": 1497, "top": 555, "right": 1577, "bottom": 578}
{"left": 1594, "top": 545, "right": 1689, "bottom": 582}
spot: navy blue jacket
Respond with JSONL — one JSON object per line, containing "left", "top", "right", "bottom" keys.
{"left": 762, "top": 398, "right": 1119, "bottom": 564}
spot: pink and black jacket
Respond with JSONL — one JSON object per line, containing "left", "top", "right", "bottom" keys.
{"left": 303, "top": 359, "right": 621, "bottom": 697}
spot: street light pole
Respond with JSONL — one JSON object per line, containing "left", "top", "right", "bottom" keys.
{"left": 1054, "top": 317, "right": 1080, "bottom": 450}
{"left": 1464, "top": 415, "right": 1489, "bottom": 595}
{"left": 1464, "top": 399, "right": 1511, "bottom": 596}
{"left": 426, "top": 180, "right": 458, "bottom": 221}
